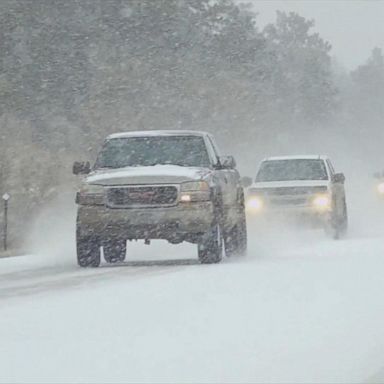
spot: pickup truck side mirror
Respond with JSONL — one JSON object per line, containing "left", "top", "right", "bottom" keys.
{"left": 73, "top": 161, "right": 91, "bottom": 175}
{"left": 241, "top": 176, "right": 253, "bottom": 188}
{"left": 332, "top": 173, "right": 345, "bottom": 184}
{"left": 219, "top": 155, "right": 236, "bottom": 170}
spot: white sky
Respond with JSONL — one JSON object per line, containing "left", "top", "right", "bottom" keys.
{"left": 241, "top": 0, "right": 384, "bottom": 70}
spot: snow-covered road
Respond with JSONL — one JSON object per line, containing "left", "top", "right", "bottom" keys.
{"left": 1, "top": 199, "right": 384, "bottom": 383}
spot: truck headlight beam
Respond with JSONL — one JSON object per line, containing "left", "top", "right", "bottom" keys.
{"left": 377, "top": 182, "right": 384, "bottom": 195}
{"left": 312, "top": 194, "right": 331, "bottom": 211}
{"left": 246, "top": 196, "right": 264, "bottom": 213}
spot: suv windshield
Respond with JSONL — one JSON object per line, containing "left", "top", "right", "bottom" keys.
{"left": 95, "top": 135, "right": 211, "bottom": 169}
{"left": 256, "top": 159, "right": 328, "bottom": 182}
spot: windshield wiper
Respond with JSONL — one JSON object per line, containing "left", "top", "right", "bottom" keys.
{"left": 98, "top": 162, "right": 189, "bottom": 169}
{"left": 148, "top": 162, "right": 187, "bottom": 167}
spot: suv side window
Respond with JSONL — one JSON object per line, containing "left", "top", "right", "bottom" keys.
{"left": 326, "top": 159, "right": 335, "bottom": 176}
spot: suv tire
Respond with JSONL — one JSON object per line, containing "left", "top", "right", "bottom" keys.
{"left": 198, "top": 222, "right": 223, "bottom": 264}
{"left": 103, "top": 240, "right": 127, "bottom": 263}
{"left": 77, "top": 235, "right": 101, "bottom": 268}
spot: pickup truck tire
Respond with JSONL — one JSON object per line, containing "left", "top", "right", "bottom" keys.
{"left": 224, "top": 212, "right": 247, "bottom": 256}
{"left": 198, "top": 222, "right": 223, "bottom": 264}
{"left": 326, "top": 198, "right": 348, "bottom": 240}
{"left": 103, "top": 240, "right": 127, "bottom": 263}
{"left": 77, "top": 236, "right": 101, "bottom": 268}
{"left": 340, "top": 199, "right": 348, "bottom": 233}
{"left": 236, "top": 212, "right": 247, "bottom": 255}
{"left": 336, "top": 198, "right": 348, "bottom": 237}
{"left": 326, "top": 222, "right": 340, "bottom": 240}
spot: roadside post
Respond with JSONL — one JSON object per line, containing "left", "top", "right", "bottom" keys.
{"left": 2, "top": 193, "right": 10, "bottom": 251}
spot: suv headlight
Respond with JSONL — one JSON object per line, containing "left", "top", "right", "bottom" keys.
{"left": 180, "top": 181, "right": 210, "bottom": 202}
{"left": 312, "top": 194, "right": 331, "bottom": 211}
{"left": 76, "top": 184, "right": 105, "bottom": 206}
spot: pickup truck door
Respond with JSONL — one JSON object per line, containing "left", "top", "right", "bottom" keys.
{"left": 205, "top": 136, "right": 238, "bottom": 207}
{"left": 327, "top": 159, "right": 345, "bottom": 214}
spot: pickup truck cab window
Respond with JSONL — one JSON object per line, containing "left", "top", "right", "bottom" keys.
{"left": 95, "top": 135, "right": 211, "bottom": 169}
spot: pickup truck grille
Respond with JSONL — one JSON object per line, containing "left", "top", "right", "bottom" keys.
{"left": 249, "top": 186, "right": 329, "bottom": 208}
{"left": 107, "top": 186, "right": 178, "bottom": 208}
{"left": 269, "top": 197, "right": 308, "bottom": 206}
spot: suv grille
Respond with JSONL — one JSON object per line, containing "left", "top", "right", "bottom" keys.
{"left": 251, "top": 186, "right": 327, "bottom": 196}
{"left": 107, "top": 186, "right": 178, "bottom": 208}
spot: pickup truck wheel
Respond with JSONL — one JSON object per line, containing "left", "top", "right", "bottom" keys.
{"left": 198, "top": 223, "right": 223, "bottom": 264}
{"left": 77, "top": 236, "right": 101, "bottom": 268}
{"left": 225, "top": 213, "right": 247, "bottom": 257}
{"left": 340, "top": 199, "right": 348, "bottom": 235}
{"left": 325, "top": 223, "right": 340, "bottom": 240}
{"left": 236, "top": 212, "right": 247, "bottom": 255}
{"left": 325, "top": 200, "right": 348, "bottom": 240}
{"left": 103, "top": 240, "right": 127, "bottom": 263}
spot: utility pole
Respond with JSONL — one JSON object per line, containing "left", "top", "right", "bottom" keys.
{"left": 2, "top": 193, "right": 10, "bottom": 251}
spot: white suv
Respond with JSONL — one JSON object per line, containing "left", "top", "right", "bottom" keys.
{"left": 245, "top": 155, "right": 348, "bottom": 238}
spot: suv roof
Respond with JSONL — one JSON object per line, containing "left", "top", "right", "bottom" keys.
{"left": 263, "top": 155, "right": 329, "bottom": 161}
{"left": 107, "top": 130, "right": 209, "bottom": 140}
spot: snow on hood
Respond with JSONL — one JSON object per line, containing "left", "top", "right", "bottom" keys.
{"left": 250, "top": 179, "right": 330, "bottom": 189}
{"left": 86, "top": 165, "right": 211, "bottom": 186}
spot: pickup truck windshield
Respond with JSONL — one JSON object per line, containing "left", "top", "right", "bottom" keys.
{"left": 95, "top": 136, "right": 211, "bottom": 169}
{"left": 256, "top": 159, "right": 328, "bottom": 182}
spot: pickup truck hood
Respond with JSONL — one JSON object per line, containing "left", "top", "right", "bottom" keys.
{"left": 250, "top": 180, "right": 330, "bottom": 189}
{"left": 86, "top": 165, "right": 211, "bottom": 186}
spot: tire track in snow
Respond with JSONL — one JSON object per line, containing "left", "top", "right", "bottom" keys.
{"left": 0, "top": 258, "right": 199, "bottom": 301}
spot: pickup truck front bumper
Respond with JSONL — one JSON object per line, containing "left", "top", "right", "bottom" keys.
{"left": 77, "top": 202, "right": 215, "bottom": 243}
{"left": 246, "top": 203, "right": 332, "bottom": 227}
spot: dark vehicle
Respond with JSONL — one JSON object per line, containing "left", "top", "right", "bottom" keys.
{"left": 73, "top": 130, "right": 247, "bottom": 267}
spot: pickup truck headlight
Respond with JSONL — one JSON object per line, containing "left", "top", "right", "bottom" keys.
{"left": 246, "top": 195, "right": 264, "bottom": 213}
{"left": 180, "top": 181, "right": 210, "bottom": 202}
{"left": 76, "top": 184, "right": 105, "bottom": 206}
{"left": 312, "top": 194, "right": 331, "bottom": 211}
{"left": 377, "top": 182, "right": 384, "bottom": 195}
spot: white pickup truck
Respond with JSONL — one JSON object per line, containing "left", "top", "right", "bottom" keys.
{"left": 245, "top": 155, "right": 348, "bottom": 238}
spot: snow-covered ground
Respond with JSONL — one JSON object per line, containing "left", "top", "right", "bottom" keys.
{"left": 1, "top": 193, "right": 384, "bottom": 383}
